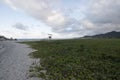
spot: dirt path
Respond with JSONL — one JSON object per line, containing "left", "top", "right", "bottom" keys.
{"left": 0, "top": 41, "right": 40, "bottom": 80}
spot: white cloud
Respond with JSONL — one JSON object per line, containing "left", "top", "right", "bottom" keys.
{"left": 47, "top": 12, "right": 66, "bottom": 27}
{"left": 4, "top": 0, "right": 65, "bottom": 26}
{"left": 4, "top": 0, "right": 73, "bottom": 33}
{"left": 3, "top": 0, "right": 120, "bottom": 38}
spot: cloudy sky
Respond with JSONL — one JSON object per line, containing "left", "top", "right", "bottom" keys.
{"left": 0, "top": 0, "right": 120, "bottom": 39}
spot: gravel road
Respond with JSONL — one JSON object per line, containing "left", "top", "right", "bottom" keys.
{"left": 0, "top": 41, "right": 40, "bottom": 80}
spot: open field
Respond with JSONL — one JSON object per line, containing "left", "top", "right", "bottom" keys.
{"left": 24, "top": 39, "right": 120, "bottom": 80}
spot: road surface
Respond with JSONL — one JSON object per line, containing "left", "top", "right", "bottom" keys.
{"left": 0, "top": 41, "right": 40, "bottom": 80}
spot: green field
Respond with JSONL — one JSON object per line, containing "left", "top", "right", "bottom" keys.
{"left": 24, "top": 39, "right": 120, "bottom": 80}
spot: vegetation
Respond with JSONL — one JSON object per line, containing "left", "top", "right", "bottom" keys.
{"left": 24, "top": 39, "right": 120, "bottom": 80}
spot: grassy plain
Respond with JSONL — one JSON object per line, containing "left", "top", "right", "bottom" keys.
{"left": 24, "top": 39, "right": 120, "bottom": 80}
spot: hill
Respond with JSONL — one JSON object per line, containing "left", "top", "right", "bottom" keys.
{"left": 83, "top": 31, "right": 120, "bottom": 39}
{"left": 0, "top": 36, "right": 8, "bottom": 41}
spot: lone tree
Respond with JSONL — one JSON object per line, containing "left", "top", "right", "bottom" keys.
{"left": 48, "top": 34, "right": 52, "bottom": 39}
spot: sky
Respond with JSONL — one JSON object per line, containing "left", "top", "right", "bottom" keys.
{"left": 0, "top": 0, "right": 120, "bottom": 39}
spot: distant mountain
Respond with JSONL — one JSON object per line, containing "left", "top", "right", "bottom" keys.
{"left": 83, "top": 31, "right": 120, "bottom": 39}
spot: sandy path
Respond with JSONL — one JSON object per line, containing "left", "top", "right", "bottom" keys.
{"left": 0, "top": 41, "right": 40, "bottom": 80}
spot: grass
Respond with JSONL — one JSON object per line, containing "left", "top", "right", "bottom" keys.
{"left": 23, "top": 39, "right": 120, "bottom": 80}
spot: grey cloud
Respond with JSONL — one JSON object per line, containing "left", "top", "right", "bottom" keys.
{"left": 92, "top": 24, "right": 120, "bottom": 34}
{"left": 86, "top": 0, "right": 120, "bottom": 24}
{"left": 13, "top": 23, "right": 29, "bottom": 31}
{"left": 78, "top": 0, "right": 120, "bottom": 36}
{"left": 0, "top": 0, "right": 3, "bottom": 4}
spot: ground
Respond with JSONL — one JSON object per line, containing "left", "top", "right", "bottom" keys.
{"left": 0, "top": 41, "right": 40, "bottom": 80}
